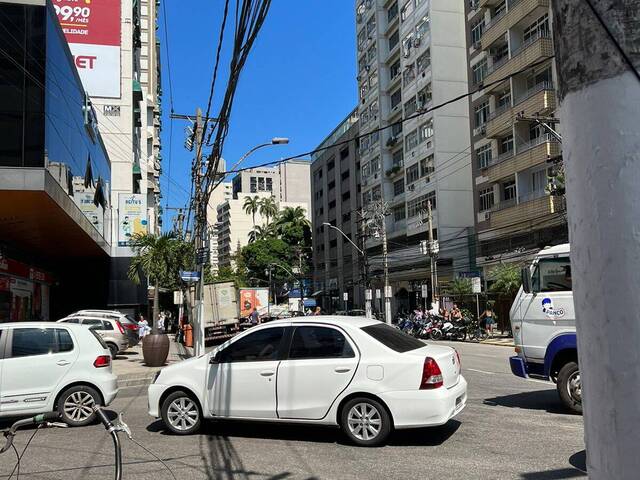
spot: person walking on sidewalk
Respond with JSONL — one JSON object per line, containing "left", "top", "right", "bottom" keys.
{"left": 480, "top": 305, "right": 496, "bottom": 338}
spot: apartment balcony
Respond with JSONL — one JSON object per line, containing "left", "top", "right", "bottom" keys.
{"left": 486, "top": 103, "right": 513, "bottom": 138}
{"left": 481, "top": 134, "right": 560, "bottom": 183}
{"left": 482, "top": 0, "right": 550, "bottom": 48}
{"left": 513, "top": 81, "right": 556, "bottom": 117}
{"left": 479, "top": 0, "right": 502, "bottom": 8}
{"left": 484, "top": 33, "right": 554, "bottom": 92}
{"left": 482, "top": 194, "right": 563, "bottom": 233}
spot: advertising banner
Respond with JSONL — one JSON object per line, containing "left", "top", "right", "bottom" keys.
{"left": 239, "top": 288, "right": 268, "bottom": 318}
{"left": 118, "top": 193, "right": 148, "bottom": 246}
{"left": 54, "top": 0, "right": 121, "bottom": 98}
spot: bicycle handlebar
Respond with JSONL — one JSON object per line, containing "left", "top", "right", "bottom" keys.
{"left": 0, "top": 412, "right": 61, "bottom": 454}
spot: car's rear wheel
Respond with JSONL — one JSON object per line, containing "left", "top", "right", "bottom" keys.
{"left": 161, "top": 390, "right": 202, "bottom": 435}
{"left": 106, "top": 342, "right": 118, "bottom": 359}
{"left": 341, "top": 397, "right": 391, "bottom": 447}
{"left": 557, "top": 362, "right": 582, "bottom": 414}
{"left": 58, "top": 385, "right": 100, "bottom": 427}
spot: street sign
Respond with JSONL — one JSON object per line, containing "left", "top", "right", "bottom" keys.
{"left": 421, "top": 284, "right": 428, "bottom": 298}
{"left": 471, "top": 277, "right": 482, "bottom": 294}
{"left": 343, "top": 292, "right": 348, "bottom": 301}
{"left": 173, "top": 291, "right": 183, "bottom": 305}
{"left": 180, "top": 271, "right": 200, "bottom": 283}
{"left": 385, "top": 286, "right": 393, "bottom": 298}
{"left": 458, "top": 271, "right": 482, "bottom": 278}
{"left": 365, "top": 289, "right": 373, "bottom": 300}
{"left": 375, "top": 289, "right": 381, "bottom": 299}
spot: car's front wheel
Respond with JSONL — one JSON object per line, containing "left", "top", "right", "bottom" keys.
{"left": 58, "top": 385, "right": 101, "bottom": 427}
{"left": 161, "top": 390, "right": 202, "bottom": 435}
{"left": 557, "top": 362, "right": 582, "bottom": 414}
{"left": 340, "top": 397, "right": 392, "bottom": 447}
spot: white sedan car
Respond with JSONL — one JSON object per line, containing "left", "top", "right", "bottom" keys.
{"left": 148, "top": 316, "right": 467, "bottom": 446}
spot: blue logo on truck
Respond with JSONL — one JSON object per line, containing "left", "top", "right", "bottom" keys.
{"left": 542, "top": 297, "right": 565, "bottom": 318}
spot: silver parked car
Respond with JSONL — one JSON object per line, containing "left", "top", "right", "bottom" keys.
{"left": 68, "top": 309, "right": 140, "bottom": 347}
{"left": 57, "top": 316, "right": 129, "bottom": 358}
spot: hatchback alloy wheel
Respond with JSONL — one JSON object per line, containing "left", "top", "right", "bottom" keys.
{"left": 347, "top": 402, "right": 382, "bottom": 441}
{"left": 58, "top": 385, "right": 101, "bottom": 427}
{"left": 161, "top": 391, "right": 202, "bottom": 435}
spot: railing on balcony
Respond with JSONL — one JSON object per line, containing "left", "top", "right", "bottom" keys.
{"left": 487, "top": 149, "right": 514, "bottom": 167}
{"left": 518, "top": 189, "right": 547, "bottom": 204}
{"left": 487, "top": 31, "right": 551, "bottom": 75}
{"left": 514, "top": 80, "right": 554, "bottom": 105}
{"left": 485, "top": 0, "right": 524, "bottom": 31}
{"left": 517, "top": 133, "right": 555, "bottom": 153}
{"left": 492, "top": 197, "right": 517, "bottom": 212}
{"left": 489, "top": 101, "right": 512, "bottom": 121}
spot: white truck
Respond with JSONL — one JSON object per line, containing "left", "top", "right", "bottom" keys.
{"left": 509, "top": 243, "right": 581, "bottom": 413}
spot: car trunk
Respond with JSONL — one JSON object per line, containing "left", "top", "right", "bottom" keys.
{"left": 406, "top": 344, "right": 461, "bottom": 389}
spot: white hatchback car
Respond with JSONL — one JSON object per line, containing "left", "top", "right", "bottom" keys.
{"left": 0, "top": 322, "right": 118, "bottom": 426}
{"left": 148, "top": 316, "right": 467, "bottom": 446}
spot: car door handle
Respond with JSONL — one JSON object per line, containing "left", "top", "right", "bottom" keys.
{"left": 334, "top": 367, "right": 352, "bottom": 373}
{"left": 57, "top": 360, "right": 71, "bottom": 366}
{"left": 260, "top": 370, "right": 275, "bottom": 377}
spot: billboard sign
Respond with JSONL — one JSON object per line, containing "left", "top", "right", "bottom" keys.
{"left": 118, "top": 194, "right": 147, "bottom": 246}
{"left": 54, "top": 0, "right": 121, "bottom": 98}
{"left": 239, "top": 288, "right": 268, "bottom": 318}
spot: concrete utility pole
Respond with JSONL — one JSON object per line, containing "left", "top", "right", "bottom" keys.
{"left": 367, "top": 201, "right": 392, "bottom": 324}
{"left": 551, "top": 1, "right": 640, "bottom": 478}
{"left": 359, "top": 211, "right": 372, "bottom": 319}
{"left": 193, "top": 108, "right": 206, "bottom": 357}
{"left": 426, "top": 200, "right": 439, "bottom": 306}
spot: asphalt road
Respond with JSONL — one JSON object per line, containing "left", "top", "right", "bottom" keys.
{"left": 0, "top": 342, "right": 586, "bottom": 480}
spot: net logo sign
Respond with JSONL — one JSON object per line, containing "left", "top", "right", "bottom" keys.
{"left": 54, "top": 0, "right": 121, "bottom": 98}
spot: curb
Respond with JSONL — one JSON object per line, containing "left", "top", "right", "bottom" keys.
{"left": 116, "top": 341, "right": 194, "bottom": 388}
{"left": 478, "top": 340, "right": 514, "bottom": 347}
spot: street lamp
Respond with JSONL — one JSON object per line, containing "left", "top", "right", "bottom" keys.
{"left": 225, "top": 137, "right": 290, "bottom": 179}
{"left": 322, "top": 222, "right": 371, "bottom": 318}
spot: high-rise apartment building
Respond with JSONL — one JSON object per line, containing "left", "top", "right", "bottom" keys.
{"left": 217, "top": 161, "right": 312, "bottom": 269}
{"left": 355, "top": 0, "right": 474, "bottom": 311}
{"left": 464, "top": 0, "right": 566, "bottom": 277}
{"left": 206, "top": 179, "right": 232, "bottom": 275}
{"left": 311, "top": 110, "right": 362, "bottom": 313}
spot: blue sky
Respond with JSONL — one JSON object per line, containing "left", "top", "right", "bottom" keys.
{"left": 159, "top": 1, "right": 357, "bottom": 229}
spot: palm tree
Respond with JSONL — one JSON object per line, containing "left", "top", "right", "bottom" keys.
{"left": 248, "top": 224, "right": 276, "bottom": 243}
{"left": 275, "top": 206, "right": 311, "bottom": 230}
{"left": 446, "top": 278, "right": 473, "bottom": 296}
{"left": 259, "top": 196, "right": 278, "bottom": 226}
{"left": 243, "top": 195, "right": 260, "bottom": 227}
{"left": 128, "top": 232, "right": 188, "bottom": 327}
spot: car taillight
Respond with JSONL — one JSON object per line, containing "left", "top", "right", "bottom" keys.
{"left": 116, "top": 321, "right": 125, "bottom": 334}
{"left": 420, "top": 357, "right": 443, "bottom": 389}
{"left": 94, "top": 355, "right": 111, "bottom": 368}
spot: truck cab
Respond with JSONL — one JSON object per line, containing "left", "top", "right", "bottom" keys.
{"left": 509, "top": 244, "right": 581, "bottom": 413}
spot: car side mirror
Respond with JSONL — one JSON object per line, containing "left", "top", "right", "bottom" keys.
{"left": 209, "top": 351, "right": 221, "bottom": 364}
{"left": 521, "top": 267, "right": 532, "bottom": 294}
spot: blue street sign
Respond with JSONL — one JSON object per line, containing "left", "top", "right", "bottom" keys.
{"left": 180, "top": 271, "right": 200, "bottom": 282}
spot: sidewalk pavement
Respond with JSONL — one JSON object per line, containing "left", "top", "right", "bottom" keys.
{"left": 477, "top": 334, "right": 514, "bottom": 347}
{"left": 113, "top": 336, "right": 192, "bottom": 388}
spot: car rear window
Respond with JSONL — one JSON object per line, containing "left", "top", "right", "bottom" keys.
{"left": 361, "top": 323, "right": 425, "bottom": 352}
{"left": 89, "top": 329, "right": 109, "bottom": 349}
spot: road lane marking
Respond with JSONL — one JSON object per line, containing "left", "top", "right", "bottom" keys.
{"left": 466, "top": 368, "right": 497, "bottom": 375}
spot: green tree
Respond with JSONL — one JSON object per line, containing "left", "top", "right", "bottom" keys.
{"left": 489, "top": 263, "right": 522, "bottom": 297}
{"left": 259, "top": 196, "right": 278, "bottom": 226}
{"left": 275, "top": 206, "right": 311, "bottom": 244}
{"left": 446, "top": 278, "right": 473, "bottom": 296}
{"left": 237, "top": 237, "right": 293, "bottom": 284}
{"left": 248, "top": 224, "right": 277, "bottom": 243}
{"left": 128, "top": 233, "right": 193, "bottom": 326}
{"left": 243, "top": 195, "right": 261, "bottom": 227}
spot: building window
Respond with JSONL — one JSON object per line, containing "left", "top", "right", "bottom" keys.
{"left": 390, "top": 59, "right": 401, "bottom": 80}
{"left": 341, "top": 170, "right": 350, "bottom": 180}
{"left": 476, "top": 144, "right": 492, "bottom": 168}
{"left": 404, "top": 96, "right": 418, "bottom": 116}
{"left": 366, "top": 15, "right": 376, "bottom": 36}
{"left": 266, "top": 177, "right": 273, "bottom": 191}
{"left": 494, "top": 0, "right": 506, "bottom": 18}
{"left": 393, "top": 178, "right": 405, "bottom": 196}
{"left": 258, "top": 177, "right": 265, "bottom": 191}
{"left": 416, "top": 49, "right": 431, "bottom": 73}
{"left": 342, "top": 211, "right": 351, "bottom": 222}
{"left": 407, "top": 191, "right": 436, "bottom": 217}
{"left": 342, "top": 191, "right": 351, "bottom": 201}
{"left": 389, "top": 30, "right": 400, "bottom": 51}
{"left": 415, "top": 15, "right": 430, "bottom": 39}
{"left": 420, "top": 154, "right": 434, "bottom": 178}
{"left": 417, "top": 83, "right": 432, "bottom": 107}
{"left": 392, "top": 149, "right": 404, "bottom": 167}
{"left": 474, "top": 101, "right": 490, "bottom": 127}
{"left": 472, "top": 58, "right": 487, "bottom": 85}
{"left": 524, "top": 14, "right": 550, "bottom": 43}
{"left": 405, "top": 130, "right": 419, "bottom": 152}
{"left": 406, "top": 163, "right": 419, "bottom": 184}
{"left": 340, "top": 147, "right": 349, "bottom": 160}
{"left": 393, "top": 205, "right": 406, "bottom": 222}
{"left": 250, "top": 176, "right": 257, "bottom": 193}
{"left": 330, "top": 239, "right": 338, "bottom": 248}
{"left": 500, "top": 135, "right": 514, "bottom": 154}
{"left": 531, "top": 168, "right": 548, "bottom": 192}
{"left": 493, "top": 43, "right": 509, "bottom": 63}
{"left": 370, "top": 156, "right": 380, "bottom": 173}
{"left": 502, "top": 180, "right": 516, "bottom": 201}
{"left": 328, "top": 159, "right": 335, "bottom": 170}
{"left": 497, "top": 90, "right": 511, "bottom": 109}
{"left": 367, "top": 44, "right": 377, "bottom": 63}
{"left": 391, "top": 121, "right": 403, "bottom": 137}
{"left": 358, "top": 29, "right": 367, "bottom": 51}
{"left": 369, "top": 70, "right": 378, "bottom": 89}
{"left": 471, "top": 17, "right": 484, "bottom": 44}
{"left": 419, "top": 119, "right": 434, "bottom": 142}
{"left": 391, "top": 88, "right": 402, "bottom": 108}
{"left": 387, "top": 1, "right": 399, "bottom": 22}
{"left": 403, "top": 65, "right": 416, "bottom": 87}
{"left": 328, "top": 180, "right": 335, "bottom": 191}
{"left": 400, "top": 0, "right": 414, "bottom": 21}
{"left": 479, "top": 187, "right": 494, "bottom": 211}
{"left": 329, "top": 199, "right": 336, "bottom": 210}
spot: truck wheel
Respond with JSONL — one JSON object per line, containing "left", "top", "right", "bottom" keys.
{"left": 557, "top": 362, "right": 582, "bottom": 414}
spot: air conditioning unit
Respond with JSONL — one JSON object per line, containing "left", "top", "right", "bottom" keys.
{"left": 403, "top": 49, "right": 411, "bottom": 58}
{"left": 425, "top": 176, "right": 431, "bottom": 184}
{"left": 407, "top": 184, "right": 416, "bottom": 192}
{"left": 480, "top": 125, "right": 487, "bottom": 134}
{"left": 484, "top": 212, "right": 491, "bottom": 220}
{"left": 386, "top": 136, "right": 397, "bottom": 147}
{"left": 413, "top": 36, "right": 421, "bottom": 48}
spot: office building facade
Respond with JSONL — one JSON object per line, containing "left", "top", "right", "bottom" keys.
{"left": 464, "top": 0, "right": 566, "bottom": 276}
{"left": 311, "top": 110, "right": 363, "bottom": 313}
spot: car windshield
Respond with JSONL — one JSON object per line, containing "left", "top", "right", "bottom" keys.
{"left": 361, "top": 323, "right": 425, "bottom": 353}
